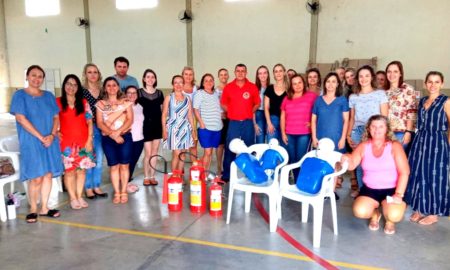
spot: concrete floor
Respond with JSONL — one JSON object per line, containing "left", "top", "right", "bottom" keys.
{"left": 0, "top": 113, "right": 449, "bottom": 270}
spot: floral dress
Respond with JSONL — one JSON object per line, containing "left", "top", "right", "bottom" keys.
{"left": 57, "top": 98, "right": 96, "bottom": 172}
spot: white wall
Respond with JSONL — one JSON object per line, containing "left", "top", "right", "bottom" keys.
{"left": 5, "top": 0, "right": 86, "bottom": 87}
{"left": 4, "top": 0, "right": 450, "bottom": 89}
{"left": 316, "top": 0, "right": 450, "bottom": 80}
{"left": 88, "top": 0, "right": 186, "bottom": 86}
{"left": 192, "top": 0, "right": 311, "bottom": 81}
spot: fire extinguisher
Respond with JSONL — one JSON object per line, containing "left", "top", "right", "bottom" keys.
{"left": 190, "top": 160, "right": 206, "bottom": 213}
{"left": 209, "top": 176, "right": 225, "bottom": 217}
{"left": 168, "top": 170, "right": 183, "bottom": 212}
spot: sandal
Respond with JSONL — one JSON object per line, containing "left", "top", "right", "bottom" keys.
{"left": 78, "top": 198, "right": 89, "bottom": 208}
{"left": 335, "top": 176, "right": 343, "bottom": 189}
{"left": 350, "top": 178, "right": 358, "bottom": 191}
{"left": 39, "top": 209, "right": 60, "bottom": 218}
{"left": 384, "top": 222, "right": 396, "bottom": 235}
{"left": 143, "top": 177, "right": 152, "bottom": 186}
{"left": 120, "top": 193, "right": 128, "bottom": 204}
{"left": 70, "top": 199, "right": 82, "bottom": 210}
{"left": 26, "top": 213, "right": 38, "bottom": 223}
{"left": 409, "top": 211, "right": 424, "bottom": 223}
{"left": 418, "top": 215, "right": 438, "bottom": 225}
{"left": 113, "top": 193, "right": 121, "bottom": 204}
{"left": 127, "top": 182, "right": 139, "bottom": 193}
{"left": 368, "top": 212, "right": 382, "bottom": 231}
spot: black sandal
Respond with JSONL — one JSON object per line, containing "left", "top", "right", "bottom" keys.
{"left": 39, "top": 209, "right": 61, "bottom": 218}
{"left": 26, "top": 213, "right": 38, "bottom": 223}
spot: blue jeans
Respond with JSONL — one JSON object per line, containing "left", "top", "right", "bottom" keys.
{"left": 128, "top": 139, "right": 144, "bottom": 182}
{"left": 350, "top": 126, "right": 365, "bottom": 188}
{"left": 85, "top": 125, "right": 104, "bottom": 189}
{"left": 286, "top": 134, "right": 311, "bottom": 179}
{"left": 267, "top": 115, "right": 282, "bottom": 143}
{"left": 255, "top": 110, "right": 266, "bottom": 144}
{"left": 222, "top": 119, "right": 255, "bottom": 181}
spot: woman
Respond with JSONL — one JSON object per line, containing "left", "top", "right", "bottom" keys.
{"left": 306, "top": 68, "right": 322, "bottom": 96}
{"left": 216, "top": 68, "right": 229, "bottom": 176}
{"left": 385, "top": 61, "right": 417, "bottom": 150}
{"left": 96, "top": 77, "right": 133, "bottom": 204}
{"left": 264, "top": 64, "right": 288, "bottom": 143}
{"left": 57, "top": 74, "right": 95, "bottom": 210}
{"left": 193, "top": 74, "right": 223, "bottom": 170}
{"left": 82, "top": 63, "right": 108, "bottom": 199}
{"left": 162, "top": 75, "right": 194, "bottom": 171}
{"left": 254, "top": 65, "right": 270, "bottom": 143}
{"left": 138, "top": 69, "right": 164, "bottom": 186}
{"left": 347, "top": 65, "right": 388, "bottom": 197}
{"left": 343, "top": 68, "right": 356, "bottom": 99}
{"left": 126, "top": 85, "right": 144, "bottom": 193}
{"left": 341, "top": 115, "right": 409, "bottom": 234}
{"left": 406, "top": 71, "right": 450, "bottom": 225}
{"left": 376, "top": 70, "right": 388, "bottom": 90}
{"left": 280, "top": 75, "right": 318, "bottom": 178}
{"left": 182, "top": 66, "right": 198, "bottom": 158}
{"left": 287, "top": 69, "right": 297, "bottom": 80}
{"left": 311, "top": 72, "right": 349, "bottom": 152}
{"left": 10, "top": 65, "right": 64, "bottom": 223}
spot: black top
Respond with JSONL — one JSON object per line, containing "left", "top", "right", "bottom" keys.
{"left": 264, "top": 85, "right": 286, "bottom": 116}
{"left": 138, "top": 88, "right": 164, "bottom": 123}
{"left": 83, "top": 88, "right": 100, "bottom": 124}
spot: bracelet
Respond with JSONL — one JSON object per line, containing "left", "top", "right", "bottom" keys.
{"left": 395, "top": 192, "right": 404, "bottom": 198}
{"left": 405, "top": 130, "right": 414, "bottom": 134}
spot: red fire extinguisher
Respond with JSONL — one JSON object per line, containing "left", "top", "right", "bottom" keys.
{"left": 168, "top": 170, "right": 183, "bottom": 212}
{"left": 209, "top": 177, "right": 225, "bottom": 217}
{"left": 190, "top": 160, "right": 206, "bottom": 213}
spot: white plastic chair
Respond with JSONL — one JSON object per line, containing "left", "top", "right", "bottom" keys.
{"left": 226, "top": 142, "right": 289, "bottom": 232}
{"left": 0, "top": 135, "right": 63, "bottom": 197}
{"left": 0, "top": 152, "right": 20, "bottom": 222}
{"left": 277, "top": 138, "right": 348, "bottom": 247}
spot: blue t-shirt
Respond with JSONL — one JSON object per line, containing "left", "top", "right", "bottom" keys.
{"left": 312, "top": 96, "right": 349, "bottom": 151}
{"left": 349, "top": 90, "right": 387, "bottom": 127}
{"left": 114, "top": 75, "right": 139, "bottom": 92}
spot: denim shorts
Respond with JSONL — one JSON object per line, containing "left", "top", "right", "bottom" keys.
{"left": 198, "top": 128, "right": 221, "bottom": 148}
{"left": 102, "top": 132, "right": 133, "bottom": 166}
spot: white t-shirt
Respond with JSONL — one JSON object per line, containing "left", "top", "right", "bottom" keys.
{"left": 193, "top": 90, "right": 223, "bottom": 131}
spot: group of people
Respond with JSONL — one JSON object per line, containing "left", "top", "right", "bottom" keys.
{"left": 9, "top": 57, "right": 449, "bottom": 234}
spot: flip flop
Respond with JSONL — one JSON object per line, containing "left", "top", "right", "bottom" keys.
{"left": 39, "top": 209, "right": 60, "bottom": 218}
{"left": 369, "top": 212, "right": 382, "bottom": 231}
{"left": 26, "top": 213, "right": 38, "bottom": 223}
{"left": 418, "top": 215, "right": 438, "bottom": 225}
{"left": 409, "top": 212, "right": 424, "bottom": 223}
{"left": 384, "top": 222, "right": 396, "bottom": 235}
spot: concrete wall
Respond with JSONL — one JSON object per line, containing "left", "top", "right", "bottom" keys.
{"left": 316, "top": 0, "right": 450, "bottom": 80}
{"left": 191, "top": 0, "right": 310, "bottom": 80}
{"left": 3, "top": 0, "right": 450, "bottom": 92}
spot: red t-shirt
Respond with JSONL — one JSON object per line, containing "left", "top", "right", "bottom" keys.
{"left": 56, "top": 98, "right": 90, "bottom": 150}
{"left": 220, "top": 79, "right": 260, "bottom": 120}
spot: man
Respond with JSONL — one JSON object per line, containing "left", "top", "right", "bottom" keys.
{"left": 113, "top": 56, "right": 139, "bottom": 91}
{"left": 220, "top": 64, "right": 260, "bottom": 181}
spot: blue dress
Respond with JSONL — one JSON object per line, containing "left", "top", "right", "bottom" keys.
{"left": 312, "top": 96, "right": 349, "bottom": 153}
{"left": 163, "top": 93, "right": 193, "bottom": 150}
{"left": 10, "top": 89, "right": 64, "bottom": 181}
{"left": 406, "top": 95, "right": 449, "bottom": 216}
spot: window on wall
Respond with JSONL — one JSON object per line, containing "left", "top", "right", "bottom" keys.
{"left": 116, "top": 0, "right": 158, "bottom": 10}
{"left": 25, "top": 0, "right": 60, "bottom": 17}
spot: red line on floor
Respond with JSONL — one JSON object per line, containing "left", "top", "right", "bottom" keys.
{"left": 253, "top": 194, "right": 338, "bottom": 270}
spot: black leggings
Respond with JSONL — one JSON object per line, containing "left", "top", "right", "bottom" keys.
{"left": 128, "top": 139, "right": 144, "bottom": 182}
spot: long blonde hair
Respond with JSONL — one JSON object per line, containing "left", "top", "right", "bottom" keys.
{"left": 82, "top": 63, "right": 103, "bottom": 90}
{"left": 273, "top": 63, "right": 290, "bottom": 91}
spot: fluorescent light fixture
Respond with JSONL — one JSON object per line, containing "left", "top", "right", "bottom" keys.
{"left": 25, "top": 0, "right": 60, "bottom": 17}
{"left": 116, "top": 0, "right": 158, "bottom": 10}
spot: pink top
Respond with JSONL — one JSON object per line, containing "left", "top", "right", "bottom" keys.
{"left": 280, "top": 91, "right": 318, "bottom": 135}
{"left": 361, "top": 141, "right": 398, "bottom": 189}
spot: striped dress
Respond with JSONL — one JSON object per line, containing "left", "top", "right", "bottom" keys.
{"left": 406, "top": 95, "right": 449, "bottom": 216}
{"left": 163, "top": 93, "right": 194, "bottom": 150}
